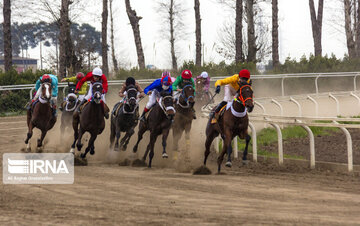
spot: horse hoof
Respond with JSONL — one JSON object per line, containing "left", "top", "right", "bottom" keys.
{"left": 36, "top": 147, "right": 43, "bottom": 153}
{"left": 242, "top": 160, "right": 249, "bottom": 165}
{"left": 225, "top": 161, "right": 232, "bottom": 168}
{"left": 70, "top": 148, "right": 75, "bottom": 154}
{"left": 114, "top": 147, "right": 119, "bottom": 152}
{"left": 77, "top": 144, "right": 83, "bottom": 151}
{"left": 133, "top": 146, "right": 138, "bottom": 153}
{"left": 121, "top": 145, "right": 127, "bottom": 151}
{"left": 162, "top": 153, "right": 168, "bottom": 158}
{"left": 80, "top": 153, "right": 85, "bottom": 159}
{"left": 90, "top": 149, "right": 95, "bottom": 155}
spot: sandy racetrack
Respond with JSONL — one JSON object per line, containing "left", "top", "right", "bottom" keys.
{"left": 1, "top": 94, "right": 360, "bottom": 224}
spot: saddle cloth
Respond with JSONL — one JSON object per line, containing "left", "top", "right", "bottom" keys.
{"left": 210, "top": 104, "right": 227, "bottom": 124}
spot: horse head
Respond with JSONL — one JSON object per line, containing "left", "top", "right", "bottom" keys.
{"left": 41, "top": 82, "right": 52, "bottom": 102}
{"left": 92, "top": 82, "right": 103, "bottom": 104}
{"left": 237, "top": 79, "right": 254, "bottom": 112}
{"left": 125, "top": 84, "right": 138, "bottom": 110}
{"left": 66, "top": 93, "right": 78, "bottom": 111}
{"left": 181, "top": 84, "right": 195, "bottom": 107}
{"left": 160, "top": 91, "right": 175, "bottom": 119}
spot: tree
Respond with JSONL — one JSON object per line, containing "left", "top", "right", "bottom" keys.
{"left": 125, "top": 0, "right": 145, "bottom": 69}
{"left": 3, "top": 0, "right": 12, "bottom": 72}
{"left": 235, "top": 0, "right": 243, "bottom": 63}
{"left": 109, "top": 0, "right": 119, "bottom": 73}
{"left": 59, "top": 0, "right": 71, "bottom": 78}
{"left": 102, "top": 0, "right": 109, "bottom": 76}
{"left": 246, "top": 0, "right": 256, "bottom": 62}
{"left": 309, "top": 0, "right": 324, "bottom": 57}
{"left": 194, "top": 0, "right": 201, "bottom": 66}
{"left": 272, "top": 0, "right": 279, "bottom": 68}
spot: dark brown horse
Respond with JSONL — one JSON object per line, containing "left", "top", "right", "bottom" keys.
{"left": 172, "top": 84, "right": 195, "bottom": 157}
{"left": 203, "top": 80, "right": 254, "bottom": 173}
{"left": 110, "top": 84, "right": 139, "bottom": 151}
{"left": 70, "top": 82, "right": 105, "bottom": 159}
{"left": 25, "top": 83, "right": 56, "bottom": 152}
{"left": 132, "top": 91, "right": 175, "bottom": 168}
{"left": 195, "top": 78, "right": 213, "bottom": 110}
{"left": 60, "top": 92, "right": 78, "bottom": 141}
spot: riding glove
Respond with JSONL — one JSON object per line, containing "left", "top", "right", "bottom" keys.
{"left": 215, "top": 85, "right": 221, "bottom": 94}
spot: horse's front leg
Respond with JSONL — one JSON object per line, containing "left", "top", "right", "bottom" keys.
{"left": 133, "top": 122, "right": 146, "bottom": 153}
{"left": 81, "top": 133, "right": 97, "bottom": 158}
{"left": 71, "top": 113, "right": 80, "bottom": 153}
{"left": 161, "top": 128, "right": 170, "bottom": 158}
{"left": 242, "top": 133, "right": 251, "bottom": 164}
{"left": 25, "top": 122, "right": 34, "bottom": 152}
{"left": 114, "top": 125, "right": 121, "bottom": 151}
{"left": 217, "top": 130, "right": 232, "bottom": 173}
{"left": 37, "top": 130, "right": 48, "bottom": 152}
{"left": 121, "top": 128, "right": 134, "bottom": 151}
{"left": 148, "top": 132, "right": 159, "bottom": 168}
{"left": 76, "top": 127, "right": 84, "bottom": 151}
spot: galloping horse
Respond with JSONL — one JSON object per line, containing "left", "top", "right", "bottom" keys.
{"left": 25, "top": 82, "right": 56, "bottom": 152}
{"left": 203, "top": 80, "right": 254, "bottom": 173}
{"left": 60, "top": 85, "right": 78, "bottom": 140}
{"left": 133, "top": 92, "right": 175, "bottom": 168}
{"left": 195, "top": 77, "right": 213, "bottom": 109}
{"left": 172, "top": 84, "right": 195, "bottom": 156}
{"left": 71, "top": 82, "right": 105, "bottom": 158}
{"left": 110, "top": 84, "right": 139, "bottom": 151}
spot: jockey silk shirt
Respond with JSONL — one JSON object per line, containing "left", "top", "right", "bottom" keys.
{"left": 215, "top": 74, "right": 241, "bottom": 90}
{"left": 172, "top": 76, "right": 195, "bottom": 91}
{"left": 35, "top": 74, "right": 58, "bottom": 97}
{"left": 63, "top": 76, "right": 88, "bottom": 95}
{"left": 144, "top": 78, "right": 173, "bottom": 94}
{"left": 76, "top": 71, "right": 108, "bottom": 94}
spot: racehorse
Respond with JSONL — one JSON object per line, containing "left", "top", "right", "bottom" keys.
{"left": 25, "top": 82, "right": 56, "bottom": 152}
{"left": 195, "top": 77, "right": 213, "bottom": 110}
{"left": 203, "top": 80, "right": 254, "bottom": 173}
{"left": 60, "top": 85, "right": 78, "bottom": 141}
{"left": 132, "top": 91, "right": 175, "bottom": 168}
{"left": 70, "top": 82, "right": 105, "bottom": 159}
{"left": 110, "top": 84, "right": 139, "bottom": 151}
{"left": 172, "top": 84, "right": 195, "bottom": 158}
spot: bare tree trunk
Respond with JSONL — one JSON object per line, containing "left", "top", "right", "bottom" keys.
{"left": 110, "top": 0, "right": 119, "bottom": 73}
{"left": 194, "top": 0, "right": 201, "bottom": 66}
{"left": 246, "top": 0, "right": 256, "bottom": 62}
{"left": 235, "top": 0, "right": 243, "bottom": 63}
{"left": 309, "top": 0, "right": 324, "bottom": 57}
{"left": 169, "top": 0, "right": 177, "bottom": 70}
{"left": 344, "top": 0, "right": 356, "bottom": 58}
{"left": 3, "top": 0, "right": 12, "bottom": 72}
{"left": 59, "top": 0, "right": 70, "bottom": 78}
{"left": 356, "top": 0, "right": 360, "bottom": 57}
{"left": 272, "top": 0, "right": 279, "bottom": 69}
{"left": 102, "top": 0, "right": 109, "bottom": 75}
{"left": 125, "top": 0, "right": 145, "bottom": 69}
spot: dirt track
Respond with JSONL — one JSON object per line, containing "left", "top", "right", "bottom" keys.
{"left": 1, "top": 115, "right": 360, "bottom": 225}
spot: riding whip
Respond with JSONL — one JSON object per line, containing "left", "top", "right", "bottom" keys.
{"left": 203, "top": 93, "right": 217, "bottom": 108}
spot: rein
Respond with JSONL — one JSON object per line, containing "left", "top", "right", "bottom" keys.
{"left": 65, "top": 93, "right": 78, "bottom": 112}
{"left": 158, "top": 96, "right": 176, "bottom": 117}
{"left": 122, "top": 87, "right": 138, "bottom": 114}
{"left": 178, "top": 84, "right": 194, "bottom": 109}
{"left": 235, "top": 85, "right": 253, "bottom": 106}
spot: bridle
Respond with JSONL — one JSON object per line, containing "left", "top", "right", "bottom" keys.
{"left": 39, "top": 83, "right": 51, "bottom": 104}
{"left": 178, "top": 84, "right": 194, "bottom": 108}
{"left": 92, "top": 82, "right": 103, "bottom": 104}
{"left": 122, "top": 87, "right": 138, "bottom": 114}
{"left": 158, "top": 95, "right": 176, "bottom": 118}
{"left": 234, "top": 84, "right": 253, "bottom": 106}
{"left": 65, "top": 93, "right": 78, "bottom": 111}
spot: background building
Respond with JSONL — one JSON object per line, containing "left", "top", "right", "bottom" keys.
{"left": 0, "top": 56, "right": 38, "bottom": 73}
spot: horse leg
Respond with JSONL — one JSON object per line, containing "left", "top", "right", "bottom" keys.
{"left": 81, "top": 133, "right": 97, "bottom": 158}
{"left": 114, "top": 127, "right": 121, "bottom": 151}
{"left": 76, "top": 127, "right": 84, "bottom": 151}
{"left": 204, "top": 129, "right": 218, "bottom": 165}
{"left": 25, "top": 122, "right": 34, "bottom": 152}
{"left": 133, "top": 123, "right": 146, "bottom": 153}
{"left": 148, "top": 133, "right": 159, "bottom": 168}
{"left": 37, "top": 129, "right": 47, "bottom": 152}
{"left": 161, "top": 129, "right": 170, "bottom": 158}
{"left": 109, "top": 120, "right": 116, "bottom": 149}
{"left": 217, "top": 131, "right": 232, "bottom": 173}
{"left": 121, "top": 128, "right": 134, "bottom": 151}
{"left": 71, "top": 113, "right": 80, "bottom": 153}
{"left": 184, "top": 124, "right": 192, "bottom": 161}
{"left": 242, "top": 134, "right": 251, "bottom": 164}
{"left": 172, "top": 127, "right": 180, "bottom": 152}
{"left": 225, "top": 141, "right": 233, "bottom": 168}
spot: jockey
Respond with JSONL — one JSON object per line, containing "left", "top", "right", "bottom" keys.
{"left": 112, "top": 76, "right": 145, "bottom": 116}
{"left": 211, "top": 69, "right": 251, "bottom": 122}
{"left": 172, "top": 69, "right": 196, "bottom": 119}
{"left": 33, "top": 74, "right": 58, "bottom": 117}
{"left": 75, "top": 67, "right": 110, "bottom": 119}
{"left": 61, "top": 72, "right": 88, "bottom": 102}
{"left": 195, "top": 71, "right": 210, "bottom": 93}
{"left": 139, "top": 75, "right": 173, "bottom": 121}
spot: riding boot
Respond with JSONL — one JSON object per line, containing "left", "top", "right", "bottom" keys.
{"left": 52, "top": 105, "right": 57, "bottom": 117}
{"left": 76, "top": 99, "right": 87, "bottom": 113}
{"left": 211, "top": 101, "right": 227, "bottom": 123}
{"left": 139, "top": 107, "right": 149, "bottom": 121}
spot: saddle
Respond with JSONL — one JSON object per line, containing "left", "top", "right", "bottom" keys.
{"left": 114, "top": 102, "right": 124, "bottom": 116}
{"left": 79, "top": 101, "right": 90, "bottom": 112}
{"left": 210, "top": 104, "right": 227, "bottom": 124}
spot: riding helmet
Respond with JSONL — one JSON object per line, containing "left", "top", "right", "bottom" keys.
{"left": 161, "top": 71, "right": 171, "bottom": 78}
{"left": 200, "top": 71, "right": 208, "bottom": 78}
{"left": 126, "top": 77, "right": 136, "bottom": 86}
{"left": 239, "top": 69, "right": 250, "bottom": 79}
{"left": 161, "top": 76, "right": 172, "bottom": 86}
{"left": 41, "top": 74, "right": 52, "bottom": 83}
{"left": 181, "top": 70, "right": 192, "bottom": 79}
{"left": 76, "top": 72, "right": 85, "bottom": 80}
{"left": 92, "top": 67, "right": 103, "bottom": 77}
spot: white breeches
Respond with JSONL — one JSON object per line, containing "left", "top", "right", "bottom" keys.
{"left": 145, "top": 90, "right": 160, "bottom": 109}
{"left": 223, "top": 84, "right": 237, "bottom": 102}
{"left": 84, "top": 83, "right": 106, "bottom": 103}
{"left": 78, "top": 94, "right": 85, "bottom": 102}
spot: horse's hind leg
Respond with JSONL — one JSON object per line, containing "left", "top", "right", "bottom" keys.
{"left": 25, "top": 123, "right": 34, "bottom": 152}
{"left": 218, "top": 131, "right": 232, "bottom": 173}
{"left": 148, "top": 133, "right": 159, "bottom": 168}
{"left": 121, "top": 128, "right": 134, "bottom": 151}
{"left": 109, "top": 121, "right": 116, "bottom": 149}
{"left": 114, "top": 126, "right": 121, "bottom": 151}
{"left": 161, "top": 129, "right": 170, "bottom": 158}
{"left": 242, "top": 134, "right": 251, "bottom": 164}
{"left": 71, "top": 113, "right": 80, "bottom": 153}
{"left": 76, "top": 127, "right": 84, "bottom": 151}
{"left": 133, "top": 123, "right": 147, "bottom": 153}
{"left": 37, "top": 130, "right": 48, "bottom": 152}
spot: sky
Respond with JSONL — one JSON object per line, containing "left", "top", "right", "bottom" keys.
{"left": 4, "top": 0, "right": 349, "bottom": 70}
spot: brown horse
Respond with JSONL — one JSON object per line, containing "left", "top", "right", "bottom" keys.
{"left": 172, "top": 84, "right": 195, "bottom": 156}
{"left": 60, "top": 92, "right": 78, "bottom": 141}
{"left": 110, "top": 84, "right": 139, "bottom": 151}
{"left": 195, "top": 78, "right": 213, "bottom": 110}
{"left": 132, "top": 91, "right": 175, "bottom": 168}
{"left": 203, "top": 80, "right": 254, "bottom": 173}
{"left": 70, "top": 82, "right": 105, "bottom": 159}
{"left": 25, "top": 83, "right": 56, "bottom": 152}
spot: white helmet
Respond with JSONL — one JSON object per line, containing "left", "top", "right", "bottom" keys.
{"left": 92, "top": 67, "right": 103, "bottom": 77}
{"left": 200, "top": 71, "right": 208, "bottom": 78}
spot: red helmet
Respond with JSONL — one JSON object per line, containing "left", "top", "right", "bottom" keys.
{"left": 181, "top": 70, "right": 192, "bottom": 79}
{"left": 161, "top": 76, "right": 172, "bottom": 86}
{"left": 41, "top": 74, "right": 52, "bottom": 83}
{"left": 239, "top": 69, "right": 250, "bottom": 79}
{"left": 76, "top": 72, "right": 85, "bottom": 80}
